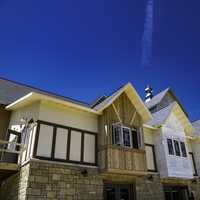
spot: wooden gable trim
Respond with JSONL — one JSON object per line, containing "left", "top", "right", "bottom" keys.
{"left": 112, "top": 103, "right": 122, "bottom": 123}
{"left": 130, "top": 111, "right": 137, "bottom": 126}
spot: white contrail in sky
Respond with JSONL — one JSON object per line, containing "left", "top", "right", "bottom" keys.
{"left": 141, "top": 0, "right": 154, "bottom": 67}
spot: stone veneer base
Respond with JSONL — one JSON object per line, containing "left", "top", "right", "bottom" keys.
{"left": 1, "top": 160, "right": 200, "bottom": 200}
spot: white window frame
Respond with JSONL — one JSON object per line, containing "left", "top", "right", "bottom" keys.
{"left": 166, "top": 138, "right": 187, "bottom": 158}
{"left": 112, "top": 123, "right": 122, "bottom": 145}
{"left": 122, "top": 126, "right": 132, "bottom": 148}
{"left": 180, "top": 141, "right": 187, "bottom": 157}
{"left": 112, "top": 123, "right": 132, "bottom": 148}
{"left": 167, "top": 138, "right": 174, "bottom": 155}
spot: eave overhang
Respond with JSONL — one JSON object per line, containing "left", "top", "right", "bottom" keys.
{"left": 6, "top": 92, "right": 101, "bottom": 115}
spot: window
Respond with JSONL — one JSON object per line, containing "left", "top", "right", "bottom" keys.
{"left": 122, "top": 128, "right": 132, "bottom": 147}
{"left": 104, "top": 184, "right": 134, "bottom": 200}
{"left": 174, "top": 140, "right": 181, "bottom": 156}
{"left": 35, "top": 121, "right": 97, "bottom": 165}
{"left": 112, "top": 124, "right": 122, "bottom": 145}
{"left": 112, "top": 124, "right": 140, "bottom": 148}
{"left": 167, "top": 138, "right": 188, "bottom": 158}
{"left": 132, "top": 129, "right": 138, "bottom": 149}
{"left": 180, "top": 142, "right": 187, "bottom": 157}
{"left": 167, "top": 139, "right": 174, "bottom": 155}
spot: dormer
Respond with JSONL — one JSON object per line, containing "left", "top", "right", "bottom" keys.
{"left": 146, "top": 102, "right": 195, "bottom": 179}
{"left": 145, "top": 88, "right": 188, "bottom": 117}
{"left": 95, "top": 83, "right": 152, "bottom": 175}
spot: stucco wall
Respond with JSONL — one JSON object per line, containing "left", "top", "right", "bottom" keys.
{"left": 39, "top": 101, "right": 98, "bottom": 133}
{"left": 9, "top": 101, "right": 40, "bottom": 132}
{"left": 154, "top": 113, "right": 193, "bottom": 179}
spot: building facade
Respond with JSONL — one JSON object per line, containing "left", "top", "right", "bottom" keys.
{"left": 0, "top": 78, "right": 199, "bottom": 200}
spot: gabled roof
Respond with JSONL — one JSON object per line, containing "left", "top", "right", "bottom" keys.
{"left": 5, "top": 81, "right": 152, "bottom": 121}
{"left": 0, "top": 77, "right": 89, "bottom": 107}
{"left": 93, "top": 83, "right": 152, "bottom": 122}
{"left": 147, "top": 102, "right": 194, "bottom": 134}
{"left": 147, "top": 102, "right": 175, "bottom": 126}
{"left": 145, "top": 88, "right": 170, "bottom": 109}
{"left": 145, "top": 87, "right": 188, "bottom": 116}
{"left": 192, "top": 120, "right": 200, "bottom": 136}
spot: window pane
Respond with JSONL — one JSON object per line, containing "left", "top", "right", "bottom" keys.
{"left": 132, "top": 129, "right": 139, "bottom": 149}
{"left": 123, "top": 128, "right": 131, "bottom": 147}
{"left": 112, "top": 125, "right": 121, "bottom": 145}
{"left": 120, "top": 188, "right": 129, "bottom": 200}
{"left": 167, "top": 139, "right": 174, "bottom": 155}
{"left": 137, "top": 128, "right": 142, "bottom": 148}
{"left": 174, "top": 140, "right": 181, "bottom": 156}
{"left": 104, "top": 187, "right": 115, "bottom": 200}
{"left": 180, "top": 142, "right": 187, "bottom": 157}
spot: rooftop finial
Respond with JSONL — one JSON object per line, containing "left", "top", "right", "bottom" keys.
{"left": 145, "top": 85, "right": 153, "bottom": 102}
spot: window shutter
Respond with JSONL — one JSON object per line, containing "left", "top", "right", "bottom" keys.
{"left": 136, "top": 128, "right": 142, "bottom": 148}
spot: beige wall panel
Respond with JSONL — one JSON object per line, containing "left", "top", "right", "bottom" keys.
{"left": 145, "top": 145, "right": 155, "bottom": 171}
{"left": 54, "top": 128, "right": 68, "bottom": 159}
{"left": 69, "top": 130, "right": 82, "bottom": 161}
{"left": 143, "top": 127, "right": 154, "bottom": 145}
{"left": 83, "top": 133, "right": 95, "bottom": 163}
{"left": 37, "top": 124, "right": 53, "bottom": 157}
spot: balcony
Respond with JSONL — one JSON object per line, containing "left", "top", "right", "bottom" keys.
{"left": 99, "top": 145, "right": 147, "bottom": 175}
{"left": 0, "top": 139, "right": 24, "bottom": 183}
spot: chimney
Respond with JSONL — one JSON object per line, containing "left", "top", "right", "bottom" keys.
{"left": 145, "top": 85, "right": 153, "bottom": 102}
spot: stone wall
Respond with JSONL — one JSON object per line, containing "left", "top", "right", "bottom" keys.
{"left": 136, "top": 175, "right": 165, "bottom": 200}
{"left": 0, "top": 163, "right": 30, "bottom": 200}
{"left": 2, "top": 160, "right": 200, "bottom": 200}
{"left": 26, "top": 160, "right": 103, "bottom": 200}
{"left": 190, "top": 179, "right": 200, "bottom": 200}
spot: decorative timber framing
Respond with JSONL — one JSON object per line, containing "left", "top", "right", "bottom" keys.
{"left": 112, "top": 103, "right": 122, "bottom": 123}
{"left": 130, "top": 111, "right": 137, "bottom": 126}
{"left": 145, "top": 143, "right": 157, "bottom": 172}
{"left": 33, "top": 120, "right": 98, "bottom": 166}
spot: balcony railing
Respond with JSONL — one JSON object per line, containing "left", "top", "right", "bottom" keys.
{"left": 99, "top": 145, "right": 147, "bottom": 175}
{"left": 0, "top": 139, "right": 24, "bottom": 165}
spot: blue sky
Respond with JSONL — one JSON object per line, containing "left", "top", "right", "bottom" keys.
{"left": 0, "top": 0, "right": 199, "bottom": 120}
